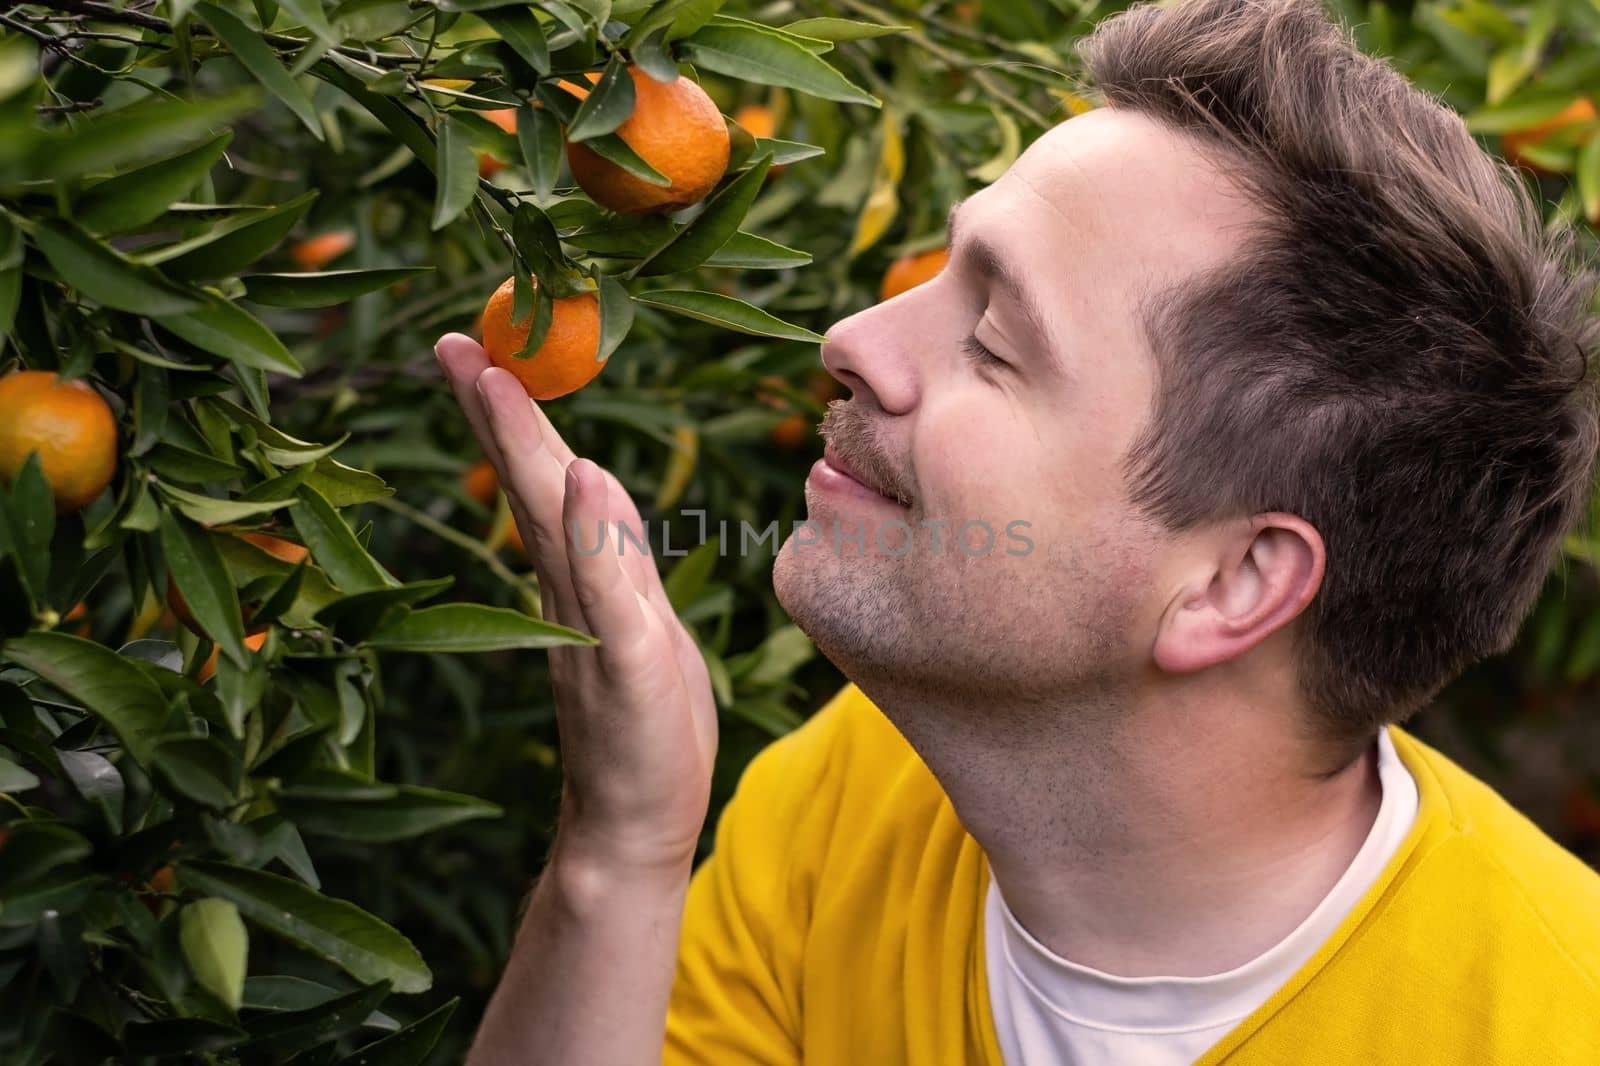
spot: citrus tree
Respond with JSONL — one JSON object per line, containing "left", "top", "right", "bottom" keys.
{"left": 2, "top": 0, "right": 1599, "bottom": 1060}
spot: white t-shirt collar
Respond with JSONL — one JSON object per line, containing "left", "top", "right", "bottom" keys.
{"left": 989, "top": 726, "right": 1420, "bottom": 1034}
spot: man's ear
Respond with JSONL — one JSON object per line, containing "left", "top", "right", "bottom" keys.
{"left": 1152, "top": 514, "right": 1325, "bottom": 675}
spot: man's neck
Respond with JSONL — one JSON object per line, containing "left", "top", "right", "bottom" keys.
{"left": 852, "top": 676, "right": 1384, "bottom": 978}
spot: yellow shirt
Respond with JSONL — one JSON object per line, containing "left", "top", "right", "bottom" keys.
{"left": 664, "top": 683, "right": 1600, "bottom": 1064}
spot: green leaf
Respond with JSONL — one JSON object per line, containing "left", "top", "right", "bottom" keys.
{"left": 707, "top": 13, "right": 831, "bottom": 52}
{"left": 0, "top": 870, "right": 102, "bottom": 926}
{"left": 277, "top": 783, "right": 502, "bottom": 842}
{"left": 0, "top": 823, "right": 91, "bottom": 889}
{"left": 365, "top": 603, "right": 595, "bottom": 652}
{"left": 0, "top": 34, "right": 38, "bottom": 102}
{"left": 0, "top": 632, "right": 170, "bottom": 766}
{"left": 245, "top": 980, "right": 393, "bottom": 1054}
{"left": 516, "top": 103, "right": 564, "bottom": 201}
{"left": 153, "top": 735, "right": 240, "bottom": 809}
{"left": 595, "top": 272, "right": 635, "bottom": 363}
{"left": 481, "top": 9, "right": 550, "bottom": 75}
{"left": 156, "top": 291, "right": 305, "bottom": 376}
{"left": 576, "top": 131, "right": 673, "bottom": 186}
{"left": 779, "top": 16, "right": 907, "bottom": 41}
{"left": 0, "top": 755, "right": 39, "bottom": 792}
{"left": 276, "top": 0, "right": 340, "bottom": 48}
{"left": 314, "top": 59, "right": 436, "bottom": 165}
{"left": 663, "top": 536, "right": 719, "bottom": 610}
{"left": 74, "top": 131, "right": 233, "bottom": 235}
{"left": 175, "top": 861, "right": 431, "bottom": 993}
{"left": 432, "top": 116, "right": 479, "bottom": 231}
{"left": 744, "top": 623, "right": 814, "bottom": 685}
{"left": 304, "top": 458, "right": 393, "bottom": 508}
{"left": 629, "top": 153, "right": 771, "bottom": 277}
{"left": 31, "top": 220, "right": 199, "bottom": 316}
{"left": 1463, "top": 91, "right": 1581, "bottom": 134}
{"left": 566, "top": 53, "right": 636, "bottom": 142}
{"left": 313, "top": 578, "right": 453, "bottom": 645}
{"left": 33, "top": 91, "right": 257, "bottom": 181}
{"left": 180, "top": 898, "right": 249, "bottom": 1010}
{"left": 621, "top": 0, "right": 721, "bottom": 48}
{"left": 155, "top": 482, "right": 299, "bottom": 525}
{"left": 676, "top": 23, "right": 878, "bottom": 106}
{"left": 148, "top": 192, "right": 317, "bottom": 280}
{"left": 57, "top": 749, "right": 124, "bottom": 833}
{"left": 122, "top": 1019, "right": 246, "bottom": 1057}
{"left": 161, "top": 508, "right": 248, "bottom": 664}
{"left": 291, "top": 484, "right": 398, "bottom": 592}
{"left": 705, "top": 230, "right": 810, "bottom": 269}
{"left": 0, "top": 214, "right": 20, "bottom": 338}
{"left": 197, "top": 3, "right": 323, "bottom": 140}
{"left": 144, "top": 442, "right": 247, "bottom": 483}
{"left": 0, "top": 452, "right": 53, "bottom": 608}
{"left": 334, "top": 0, "right": 413, "bottom": 40}
{"left": 1577, "top": 136, "right": 1600, "bottom": 229}
{"left": 633, "top": 289, "right": 824, "bottom": 341}
{"left": 240, "top": 267, "right": 431, "bottom": 307}
{"left": 338, "top": 998, "right": 458, "bottom": 1066}
{"left": 242, "top": 975, "right": 379, "bottom": 1013}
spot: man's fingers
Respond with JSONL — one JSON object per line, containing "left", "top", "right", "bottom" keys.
{"left": 434, "top": 333, "right": 504, "bottom": 470}
{"left": 565, "top": 459, "right": 652, "bottom": 668}
{"left": 475, "top": 367, "right": 582, "bottom": 619}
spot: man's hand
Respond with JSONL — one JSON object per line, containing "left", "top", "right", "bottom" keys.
{"left": 438, "top": 332, "right": 717, "bottom": 870}
{"left": 436, "top": 332, "right": 719, "bottom": 1065}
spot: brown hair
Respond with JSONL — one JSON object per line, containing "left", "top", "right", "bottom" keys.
{"left": 1079, "top": 0, "right": 1600, "bottom": 742}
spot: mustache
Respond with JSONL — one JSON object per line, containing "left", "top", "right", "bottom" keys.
{"left": 817, "top": 400, "right": 915, "bottom": 506}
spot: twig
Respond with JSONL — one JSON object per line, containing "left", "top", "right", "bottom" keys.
{"left": 36, "top": 98, "right": 102, "bottom": 113}
{"left": 369, "top": 494, "right": 543, "bottom": 608}
{"left": 27, "top": 0, "right": 427, "bottom": 69}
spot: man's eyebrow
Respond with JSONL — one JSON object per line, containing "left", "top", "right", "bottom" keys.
{"left": 945, "top": 198, "right": 1060, "bottom": 369}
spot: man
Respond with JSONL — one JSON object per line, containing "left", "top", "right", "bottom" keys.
{"left": 441, "top": 0, "right": 1600, "bottom": 1062}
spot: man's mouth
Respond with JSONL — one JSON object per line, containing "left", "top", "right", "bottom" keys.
{"left": 816, "top": 444, "right": 906, "bottom": 506}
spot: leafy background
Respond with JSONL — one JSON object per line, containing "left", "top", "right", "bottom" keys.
{"left": 1, "top": 0, "right": 1598, "bottom": 1061}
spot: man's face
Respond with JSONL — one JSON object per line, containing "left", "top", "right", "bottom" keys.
{"left": 772, "top": 107, "right": 1264, "bottom": 708}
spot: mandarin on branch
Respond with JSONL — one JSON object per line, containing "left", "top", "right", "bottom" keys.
{"left": 564, "top": 65, "right": 730, "bottom": 215}
{"left": 289, "top": 229, "right": 355, "bottom": 271}
{"left": 1500, "top": 97, "right": 1596, "bottom": 175}
{"left": 479, "top": 275, "right": 605, "bottom": 400}
{"left": 479, "top": 109, "right": 520, "bottom": 177}
{"left": 880, "top": 248, "right": 952, "bottom": 302}
{"left": 733, "top": 103, "right": 786, "bottom": 178}
{"left": 0, "top": 370, "right": 118, "bottom": 514}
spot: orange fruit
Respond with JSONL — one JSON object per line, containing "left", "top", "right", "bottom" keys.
{"left": 1501, "top": 97, "right": 1597, "bottom": 175}
{"left": 734, "top": 104, "right": 785, "bottom": 178}
{"left": 462, "top": 459, "right": 499, "bottom": 506}
{"left": 0, "top": 370, "right": 118, "bottom": 514}
{"left": 880, "top": 248, "right": 951, "bottom": 302}
{"left": 147, "top": 864, "right": 176, "bottom": 894}
{"left": 565, "top": 65, "right": 730, "bottom": 215}
{"left": 240, "top": 531, "right": 309, "bottom": 566}
{"left": 758, "top": 371, "right": 840, "bottom": 450}
{"left": 167, "top": 577, "right": 199, "bottom": 636}
{"left": 168, "top": 531, "right": 306, "bottom": 637}
{"left": 479, "top": 109, "right": 520, "bottom": 178}
{"left": 290, "top": 230, "right": 355, "bottom": 271}
{"left": 479, "top": 275, "right": 605, "bottom": 400}
{"left": 63, "top": 601, "right": 91, "bottom": 637}
{"left": 198, "top": 630, "right": 268, "bottom": 683}
{"left": 953, "top": 0, "right": 980, "bottom": 23}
